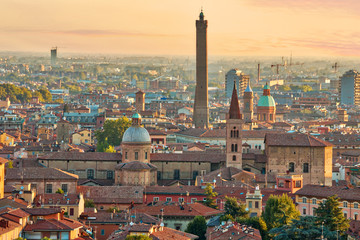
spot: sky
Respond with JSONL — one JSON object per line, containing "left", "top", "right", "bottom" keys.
{"left": 1, "top": 0, "right": 360, "bottom": 57}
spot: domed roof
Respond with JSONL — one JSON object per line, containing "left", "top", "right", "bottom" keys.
{"left": 116, "top": 161, "right": 157, "bottom": 171}
{"left": 132, "top": 113, "right": 141, "bottom": 119}
{"left": 258, "top": 95, "right": 276, "bottom": 107}
{"left": 122, "top": 126, "right": 151, "bottom": 143}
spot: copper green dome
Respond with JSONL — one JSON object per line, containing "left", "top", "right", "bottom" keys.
{"left": 258, "top": 95, "right": 276, "bottom": 107}
{"left": 132, "top": 113, "right": 141, "bottom": 119}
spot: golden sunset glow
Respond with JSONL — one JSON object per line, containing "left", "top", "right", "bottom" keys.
{"left": 1, "top": 0, "right": 360, "bottom": 56}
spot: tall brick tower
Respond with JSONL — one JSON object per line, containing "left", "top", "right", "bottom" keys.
{"left": 193, "top": 10, "right": 209, "bottom": 129}
{"left": 226, "top": 82, "right": 243, "bottom": 169}
{"left": 243, "top": 83, "right": 254, "bottom": 122}
{"left": 135, "top": 90, "right": 145, "bottom": 112}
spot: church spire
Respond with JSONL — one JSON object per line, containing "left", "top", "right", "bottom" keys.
{"left": 229, "top": 81, "right": 241, "bottom": 119}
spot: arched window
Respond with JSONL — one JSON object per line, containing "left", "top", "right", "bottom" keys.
{"left": 236, "top": 130, "right": 239, "bottom": 138}
{"left": 232, "top": 155, "right": 236, "bottom": 161}
{"left": 235, "top": 144, "right": 238, "bottom": 152}
{"left": 231, "top": 144, "right": 234, "bottom": 152}
{"left": 231, "top": 130, "right": 233, "bottom": 138}
{"left": 289, "top": 162, "right": 295, "bottom": 172}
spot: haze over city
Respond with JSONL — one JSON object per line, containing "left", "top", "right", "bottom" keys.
{"left": 1, "top": 0, "right": 360, "bottom": 56}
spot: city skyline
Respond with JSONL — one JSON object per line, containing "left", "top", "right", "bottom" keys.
{"left": 1, "top": 0, "right": 360, "bottom": 57}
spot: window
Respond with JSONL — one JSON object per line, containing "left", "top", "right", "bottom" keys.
{"left": 193, "top": 171, "right": 199, "bottom": 180}
{"left": 145, "top": 152, "right": 148, "bottom": 159}
{"left": 135, "top": 152, "right": 138, "bottom": 160}
{"left": 295, "top": 181, "right": 301, "bottom": 188}
{"left": 303, "top": 208, "right": 307, "bottom": 215}
{"left": 46, "top": 184, "right": 52, "bottom": 193}
{"left": 107, "top": 171, "right": 113, "bottom": 180}
{"left": 231, "top": 144, "right": 234, "bottom": 152}
{"left": 179, "top": 198, "right": 184, "bottom": 203}
{"left": 354, "top": 203, "right": 359, "bottom": 209}
{"left": 344, "top": 212, "right": 348, "bottom": 219}
{"left": 302, "top": 197, "right": 307, "bottom": 203}
{"left": 166, "top": 197, "right": 172, "bottom": 202}
{"left": 303, "top": 163, "right": 309, "bottom": 173}
{"left": 125, "top": 152, "right": 128, "bottom": 160}
{"left": 174, "top": 169, "right": 180, "bottom": 180}
{"left": 355, "top": 213, "right": 358, "bottom": 220}
{"left": 248, "top": 201, "right": 253, "bottom": 208}
{"left": 343, "top": 202, "right": 348, "bottom": 208}
{"left": 157, "top": 171, "right": 162, "bottom": 180}
{"left": 87, "top": 169, "right": 95, "bottom": 179}
{"left": 101, "top": 229, "right": 105, "bottom": 236}
{"left": 232, "top": 155, "right": 236, "bottom": 161}
{"left": 289, "top": 162, "right": 295, "bottom": 172}
{"left": 61, "top": 184, "right": 68, "bottom": 193}
{"left": 191, "top": 198, "right": 197, "bottom": 203}
{"left": 312, "top": 199, "right": 317, "bottom": 205}
{"left": 235, "top": 144, "right": 238, "bottom": 152}
{"left": 153, "top": 197, "right": 159, "bottom": 202}
{"left": 31, "top": 184, "right": 37, "bottom": 190}
{"left": 70, "top": 208, "right": 74, "bottom": 216}
{"left": 255, "top": 201, "right": 259, "bottom": 208}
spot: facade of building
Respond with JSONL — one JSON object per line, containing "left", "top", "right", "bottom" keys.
{"left": 340, "top": 70, "right": 360, "bottom": 106}
{"left": 115, "top": 113, "right": 157, "bottom": 186}
{"left": 193, "top": 10, "right": 209, "bottom": 129}
{"left": 225, "top": 69, "right": 250, "bottom": 99}
{"left": 257, "top": 83, "right": 276, "bottom": 123}
{"left": 265, "top": 133, "right": 333, "bottom": 186}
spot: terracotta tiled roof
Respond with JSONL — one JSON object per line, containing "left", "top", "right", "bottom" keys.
{"left": 39, "top": 152, "right": 121, "bottom": 161}
{"left": 265, "top": 133, "right": 333, "bottom": 147}
{"left": 150, "top": 152, "right": 225, "bottom": 163}
{"left": 0, "top": 217, "right": 22, "bottom": 235}
{"left": 134, "top": 202, "right": 222, "bottom": 217}
{"left": 33, "top": 193, "right": 81, "bottom": 206}
{"left": 151, "top": 227, "right": 198, "bottom": 240}
{"left": 23, "top": 218, "right": 83, "bottom": 231}
{"left": 295, "top": 184, "right": 360, "bottom": 201}
{"left": 22, "top": 208, "right": 62, "bottom": 216}
{"left": 6, "top": 167, "right": 78, "bottom": 181}
{"left": 2, "top": 208, "right": 30, "bottom": 218}
{"left": 77, "top": 186, "right": 144, "bottom": 204}
{"left": 0, "top": 157, "right": 8, "bottom": 164}
{"left": 145, "top": 185, "right": 206, "bottom": 196}
{"left": 0, "top": 197, "right": 29, "bottom": 209}
{"left": 116, "top": 161, "right": 157, "bottom": 171}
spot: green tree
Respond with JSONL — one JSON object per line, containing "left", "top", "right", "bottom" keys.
{"left": 203, "top": 183, "right": 218, "bottom": 209}
{"left": 105, "top": 145, "right": 116, "bottom": 153}
{"left": 185, "top": 215, "right": 207, "bottom": 240}
{"left": 315, "top": 195, "right": 350, "bottom": 235}
{"left": 238, "top": 217, "right": 268, "bottom": 240}
{"left": 85, "top": 199, "right": 95, "bottom": 208}
{"left": 36, "top": 89, "right": 52, "bottom": 102}
{"left": 94, "top": 117, "right": 131, "bottom": 151}
{"left": 125, "top": 235, "right": 152, "bottom": 240}
{"left": 262, "top": 194, "right": 300, "bottom": 231}
{"left": 223, "top": 196, "right": 249, "bottom": 219}
{"left": 269, "top": 216, "right": 336, "bottom": 240}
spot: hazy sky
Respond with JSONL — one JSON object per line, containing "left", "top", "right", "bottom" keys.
{"left": 1, "top": 0, "right": 360, "bottom": 57}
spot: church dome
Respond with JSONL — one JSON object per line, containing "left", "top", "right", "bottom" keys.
{"left": 122, "top": 113, "right": 151, "bottom": 143}
{"left": 258, "top": 95, "right": 276, "bottom": 107}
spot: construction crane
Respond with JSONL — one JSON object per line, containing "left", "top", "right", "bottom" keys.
{"left": 332, "top": 62, "right": 344, "bottom": 73}
{"left": 271, "top": 63, "right": 285, "bottom": 75}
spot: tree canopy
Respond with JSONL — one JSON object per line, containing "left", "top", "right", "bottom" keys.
{"left": 223, "top": 196, "right": 249, "bottom": 219}
{"left": 262, "top": 194, "right": 300, "bottom": 231}
{"left": 315, "top": 195, "right": 350, "bottom": 235}
{"left": 203, "top": 183, "right": 218, "bottom": 209}
{"left": 185, "top": 215, "right": 207, "bottom": 240}
{"left": 95, "top": 117, "right": 131, "bottom": 152}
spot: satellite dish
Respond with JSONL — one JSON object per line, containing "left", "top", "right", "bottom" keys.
{"left": 19, "top": 191, "right": 23, "bottom": 194}
{"left": 20, "top": 186, "right": 24, "bottom": 190}
{"left": 130, "top": 222, "right": 134, "bottom": 226}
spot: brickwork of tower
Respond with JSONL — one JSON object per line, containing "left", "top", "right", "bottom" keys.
{"left": 193, "top": 11, "right": 209, "bottom": 129}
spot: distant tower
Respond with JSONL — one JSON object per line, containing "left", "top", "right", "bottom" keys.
{"left": 225, "top": 69, "right": 250, "bottom": 99}
{"left": 226, "top": 82, "right": 243, "bottom": 169}
{"left": 257, "top": 83, "right": 276, "bottom": 122}
{"left": 193, "top": 10, "right": 209, "bottom": 129}
{"left": 136, "top": 90, "right": 145, "bottom": 112}
{"left": 340, "top": 70, "right": 360, "bottom": 106}
{"left": 51, "top": 47, "right": 57, "bottom": 66}
{"left": 243, "top": 83, "right": 253, "bottom": 122}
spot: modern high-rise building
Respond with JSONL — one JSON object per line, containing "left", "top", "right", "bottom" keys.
{"left": 193, "top": 10, "right": 209, "bottom": 129}
{"left": 51, "top": 47, "right": 57, "bottom": 66}
{"left": 225, "top": 69, "right": 250, "bottom": 99}
{"left": 340, "top": 70, "right": 360, "bottom": 106}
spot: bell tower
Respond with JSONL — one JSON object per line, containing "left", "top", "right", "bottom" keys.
{"left": 226, "top": 82, "right": 243, "bottom": 169}
{"left": 243, "top": 83, "right": 253, "bottom": 122}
